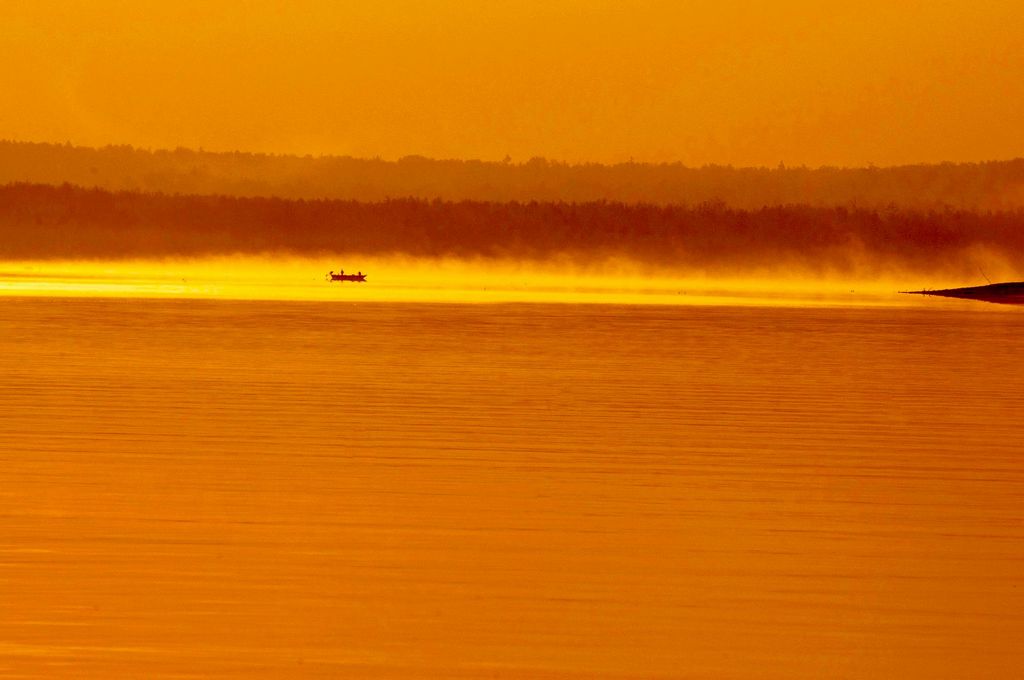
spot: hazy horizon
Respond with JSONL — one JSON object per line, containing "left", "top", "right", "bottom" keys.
{"left": 8, "top": 138, "right": 1024, "bottom": 169}
{"left": 5, "top": 140, "right": 1024, "bottom": 211}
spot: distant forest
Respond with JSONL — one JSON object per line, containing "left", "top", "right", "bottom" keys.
{"left": 3, "top": 141, "right": 1024, "bottom": 209}
{"left": 3, "top": 183, "right": 1023, "bottom": 275}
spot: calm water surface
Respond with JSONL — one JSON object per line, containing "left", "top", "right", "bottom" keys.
{"left": 1, "top": 298, "right": 1022, "bottom": 678}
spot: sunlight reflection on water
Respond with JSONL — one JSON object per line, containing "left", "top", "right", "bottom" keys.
{"left": 0, "top": 256, "right": 976, "bottom": 308}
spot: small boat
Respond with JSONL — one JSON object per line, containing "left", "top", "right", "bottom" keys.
{"left": 326, "top": 270, "right": 367, "bottom": 282}
{"left": 901, "top": 281, "right": 1024, "bottom": 305}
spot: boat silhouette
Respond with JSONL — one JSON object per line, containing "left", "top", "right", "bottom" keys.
{"left": 901, "top": 281, "right": 1024, "bottom": 305}
{"left": 326, "top": 270, "right": 367, "bottom": 282}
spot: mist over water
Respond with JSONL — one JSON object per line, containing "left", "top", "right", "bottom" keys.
{"left": 0, "top": 255, "right": 1002, "bottom": 308}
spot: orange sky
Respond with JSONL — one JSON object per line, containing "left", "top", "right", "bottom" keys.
{"left": 3, "top": 0, "right": 1023, "bottom": 166}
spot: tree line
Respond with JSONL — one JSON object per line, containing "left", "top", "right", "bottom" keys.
{"left": 3, "top": 183, "right": 1023, "bottom": 276}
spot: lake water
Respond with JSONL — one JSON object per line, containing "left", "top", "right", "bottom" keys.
{"left": 1, "top": 297, "right": 1022, "bottom": 678}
